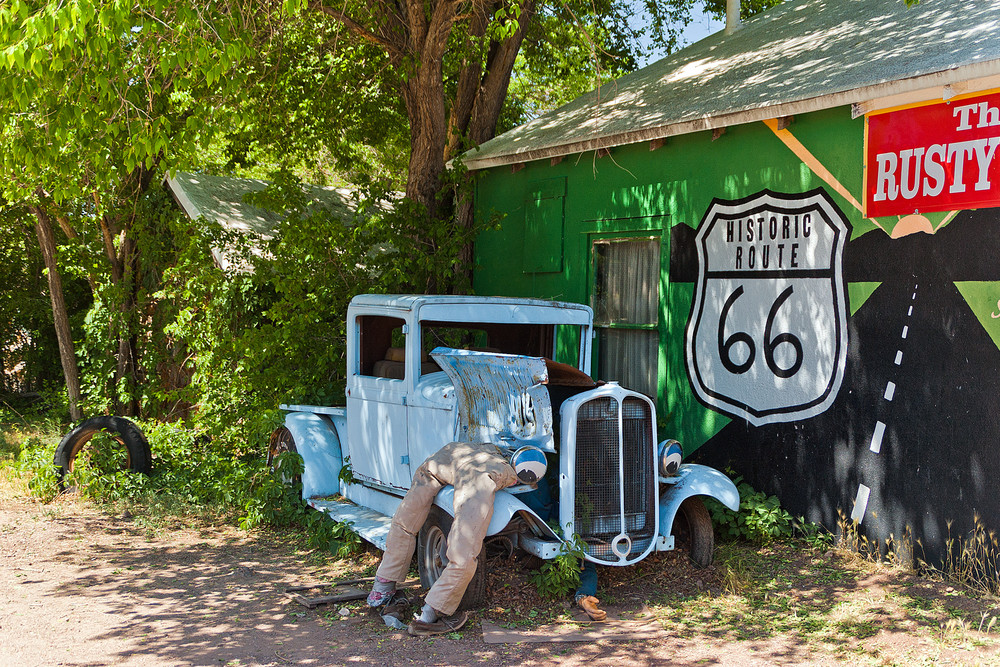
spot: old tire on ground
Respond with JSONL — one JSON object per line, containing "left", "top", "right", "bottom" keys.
{"left": 54, "top": 416, "right": 152, "bottom": 480}
{"left": 674, "top": 496, "right": 715, "bottom": 568}
{"left": 417, "top": 505, "right": 487, "bottom": 611}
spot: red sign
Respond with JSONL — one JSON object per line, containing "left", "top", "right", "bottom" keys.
{"left": 865, "top": 90, "right": 1000, "bottom": 218}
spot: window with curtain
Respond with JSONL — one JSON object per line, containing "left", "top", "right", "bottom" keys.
{"left": 592, "top": 237, "right": 661, "bottom": 399}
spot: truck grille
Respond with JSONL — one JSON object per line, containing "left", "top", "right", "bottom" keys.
{"left": 573, "top": 395, "right": 656, "bottom": 563}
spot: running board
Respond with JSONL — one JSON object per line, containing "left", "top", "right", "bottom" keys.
{"left": 308, "top": 498, "right": 393, "bottom": 551}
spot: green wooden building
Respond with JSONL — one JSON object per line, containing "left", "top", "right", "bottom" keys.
{"left": 467, "top": 0, "right": 1000, "bottom": 564}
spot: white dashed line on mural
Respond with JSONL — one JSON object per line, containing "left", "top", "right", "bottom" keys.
{"left": 851, "top": 484, "right": 871, "bottom": 522}
{"left": 870, "top": 421, "right": 886, "bottom": 453}
{"left": 856, "top": 284, "right": 916, "bottom": 525}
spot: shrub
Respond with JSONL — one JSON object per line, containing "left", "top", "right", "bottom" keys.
{"left": 706, "top": 474, "right": 794, "bottom": 543}
{"left": 531, "top": 533, "right": 587, "bottom": 598}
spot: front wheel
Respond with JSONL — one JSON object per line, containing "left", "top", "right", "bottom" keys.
{"left": 417, "top": 506, "right": 487, "bottom": 611}
{"left": 673, "top": 496, "right": 715, "bottom": 568}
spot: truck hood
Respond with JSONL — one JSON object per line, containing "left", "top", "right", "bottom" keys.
{"left": 430, "top": 348, "right": 555, "bottom": 452}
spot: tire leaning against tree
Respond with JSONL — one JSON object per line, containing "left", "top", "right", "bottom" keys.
{"left": 53, "top": 415, "right": 152, "bottom": 481}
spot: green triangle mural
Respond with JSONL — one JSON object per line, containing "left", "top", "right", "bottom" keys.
{"left": 847, "top": 282, "right": 881, "bottom": 315}
{"left": 954, "top": 282, "right": 1000, "bottom": 351}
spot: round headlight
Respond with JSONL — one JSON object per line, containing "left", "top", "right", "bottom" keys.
{"left": 510, "top": 445, "right": 547, "bottom": 484}
{"left": 658, "top": 440, "right": 683, "bottom": 477}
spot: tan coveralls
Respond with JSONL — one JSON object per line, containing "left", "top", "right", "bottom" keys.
{"left": 375, "top": 441, "right": 519, "bottom": 616}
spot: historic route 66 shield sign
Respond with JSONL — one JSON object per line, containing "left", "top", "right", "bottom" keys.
{"left": 685, "top": 189, "right": 850, "bottom": 426}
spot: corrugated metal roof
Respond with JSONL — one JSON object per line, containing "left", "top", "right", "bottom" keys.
{"left": 465, "top": 0, "right": 1000, "bottom": 170}
{"left": 166, "top": 171, "right": 365, "bottom": 237}
{"left": 166, "top": 172, "right": 392, "bottom": 271}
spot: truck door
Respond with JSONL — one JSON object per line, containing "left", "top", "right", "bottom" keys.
{"left": 347, "top": 314, "right": 411, "bottom": 490}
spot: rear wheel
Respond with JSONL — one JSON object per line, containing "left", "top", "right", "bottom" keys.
{"left": 266, "top": 426, "right": 300, "bottom": 484}
{"left": 673, "top": 496, "right": 715, "bottom": 568}
{"left": 417, "top": 506, "right": 487, "bottom": 611}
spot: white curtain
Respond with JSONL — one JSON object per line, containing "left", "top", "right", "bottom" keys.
{"left": 594, "top": 238, "right": 660, "bottom": 398}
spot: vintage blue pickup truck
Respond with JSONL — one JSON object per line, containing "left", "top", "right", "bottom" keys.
{"left": 271, "top": 294, "right": 739, "bottom": 605}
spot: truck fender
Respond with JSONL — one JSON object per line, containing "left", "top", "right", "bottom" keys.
{"left": 284, "top": 411, "right": 343, "bottom": 500}
{"left": 658, "top": 464, "right": 740, "bottom": 538}
{"left": 432, "top": 487, "right": 561, "bottom": 541}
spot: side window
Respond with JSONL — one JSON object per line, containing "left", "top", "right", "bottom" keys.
{"left": 592, "top": 236, "right": 661, "bottom": 398}
{"left": 357, "top": 315, "right": 406, "bottom": 379}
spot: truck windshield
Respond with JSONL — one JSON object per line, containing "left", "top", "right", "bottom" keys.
{"left": 419, "top": 321, "right": 583, "bottom": 376}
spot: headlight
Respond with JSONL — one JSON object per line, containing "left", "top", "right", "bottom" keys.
{"left": 510, "top": 445, "right": 547, "bottom": 484}
{"left": 658, "top": 439, "right": 683, "bottom": 477}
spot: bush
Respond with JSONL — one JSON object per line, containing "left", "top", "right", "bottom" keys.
{"left": 531, "top": 533, "right": 587, "bottom": 598}
{"left": 705, "top": 474, "right": 794, "bottom": 543}
{"left": 10, "top": 417, "right": 359, "bottom": 559}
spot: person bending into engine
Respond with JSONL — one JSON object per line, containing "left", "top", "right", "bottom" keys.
{"left": 366, "top": 441, "right": 519, "bottom": 636}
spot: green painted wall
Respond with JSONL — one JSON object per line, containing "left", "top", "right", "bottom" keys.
{"left": 473, "top": 106, "right": 865, "bottom": 450}
{"left": 472, "top": 100, "right": 1000, "bottom": 570}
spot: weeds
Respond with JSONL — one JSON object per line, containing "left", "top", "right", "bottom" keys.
{"left": 837, "top": 511, "right": 1000, "bottom": 597}
{"left": 705, "top": 473, "right": 795, "bottom": 543}
{"left": 530, "top": 533, "right": 586, "bottom": 598}
{"left": 3, "top": 414, "right": 361, "bottom": 557}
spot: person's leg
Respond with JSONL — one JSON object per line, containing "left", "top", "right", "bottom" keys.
{"left": 421, "top": 471, "right": 496, "bottom": 617}
{"left": 576, "top": 560, "right": 598, "bottom": 598}
{"left": 575, "top": 561, "right": 606, "bottom": 621}
{"left": 368, "top": 467, "right": 441, "bottom": 606}
{"left": 519, "top": 475, "right": 552, "bottom": 521}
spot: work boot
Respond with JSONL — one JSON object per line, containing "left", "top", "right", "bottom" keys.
{"left": 576, "top": 595, "right": 607, "bottom": 621}
{"left": 380, "top": 590, "right": 412, "bottom": 618}
{"left": 406, "top": 609, "right": 469, "bottom": 636}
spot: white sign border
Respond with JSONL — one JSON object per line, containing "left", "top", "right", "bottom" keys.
{"left": 684, "top": 188, "right": 851, "bottom": 426}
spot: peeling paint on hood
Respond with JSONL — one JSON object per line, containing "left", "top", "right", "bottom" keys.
{"left": 430, "top": 348, "right": 555, "bottom": 452}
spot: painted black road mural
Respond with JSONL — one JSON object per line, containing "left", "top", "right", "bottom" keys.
{"left": 677, "top": 204, "right": 1000, "bottom": 566}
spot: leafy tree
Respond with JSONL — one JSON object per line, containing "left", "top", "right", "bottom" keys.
{"left": 0, "top": 0, "right": 262, "bottom": 415}
{"left": 296, "top": 0, "right": 781, "bottom": 274}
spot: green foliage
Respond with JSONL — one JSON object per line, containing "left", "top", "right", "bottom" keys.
{"left": 531, "top": 533, "right": 587, "bottom": 598}
{"left": 706, "top": 474, "right": 794, "bottom": 543}
{"left": 153, "top": 170, "right": 483, "bottom": 444}
{"left": 10, "top": 416, "right": 360, "bottom": 557}
{"left": 16, "top": 434, "right": 61, "bottom": 501}
{"left": 338, "top": 456, "right": 356, "bottom": 486}
{"left": 0, "top": 0, "right": 259, "bottom": 203}
{"left": 240, "top": 451, "right": 361, "bottom": 557}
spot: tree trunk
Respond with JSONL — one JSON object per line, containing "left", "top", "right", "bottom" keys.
{"left": 399, "top": 15, "right": 452, "bottom": 222}
{"left": 449, "top": 0, "right": 536, "bottom": 283}
{"left": 115, "top": 232, "right": 141, "bottom": 417}
{"left": 30, "top": 204, "right": 83, "bottom": 421}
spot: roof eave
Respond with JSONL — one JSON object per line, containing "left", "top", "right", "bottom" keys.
{"left": 465, "top": 60, "right": 1000, "bottom": 172}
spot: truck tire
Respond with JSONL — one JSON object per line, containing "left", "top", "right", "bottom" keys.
{"left": 54, "top": 416, "right": 152, "bottom": 480}
{"left": 675, "top": 496, "right": 715, "bottom": 568}
{"left": 417, "top": 506, "right": 487, "bottom": 611}
{"left": 266, "top": 426, "right": 300, "bottom": 484}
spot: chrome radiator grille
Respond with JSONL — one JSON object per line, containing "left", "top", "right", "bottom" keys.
{"left": 573, "top": 395, "right": 656, "bottom": 563}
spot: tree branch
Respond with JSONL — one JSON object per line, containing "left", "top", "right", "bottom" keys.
{"left": 309, "top": 0, "right": 406, "bottom": 58}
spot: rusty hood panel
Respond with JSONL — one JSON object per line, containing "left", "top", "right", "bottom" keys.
{"left": 430, "top": 348, "right": 555, "bottom": 452}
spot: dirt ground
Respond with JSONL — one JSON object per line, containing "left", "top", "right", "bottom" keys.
{"left": 3, "top": 496, "right": 1000, "bottom": 667}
